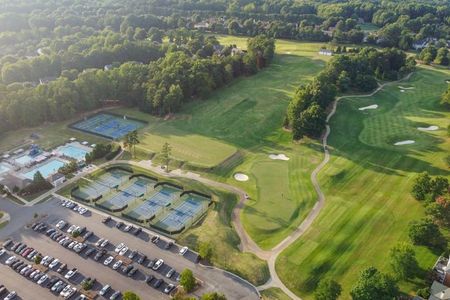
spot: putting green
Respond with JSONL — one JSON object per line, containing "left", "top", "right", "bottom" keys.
{"left": 276, "top": 66, "right": 450, "bottom": 298}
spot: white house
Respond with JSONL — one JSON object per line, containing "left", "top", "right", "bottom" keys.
{"left": 429, "top": 281, "right": 450, "bottom": 300}
{"left": 319, "top": 49, "right": 333, "bottom": 56}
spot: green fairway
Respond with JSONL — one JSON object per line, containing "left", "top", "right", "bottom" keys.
{"left": 113, "top": 37, "right": 329, "bottom": 249}
{"left": 276, "top": 66, "right": 450, "bottom": 299}
{"left": 261, "top": 288, "right": 292, "bottom": 300}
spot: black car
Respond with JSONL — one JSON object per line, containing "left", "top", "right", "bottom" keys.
{"left": 146, "top": 260, "right": 155, "bottom": 269}
{"left": 137, "top": 254, "right": 147, "bottom": 265}
{"left": 57, "top": 263, "right": 67, "bottom": 273}
{"left": 115, "top": 222, "right": 124, "bottom": 229}
{"left": 122, "top": 264, "right": 133, "bottom": 274}
{"left": 85, "top": 247, "right": 95, "bottom": 257}
{"left": 94, "top": 249, "right": 107, "bottom": 261}
{"left": 164, "top": 242, "right": 173, "bottom": 250}
{"left": 145, "top": 274, "right": 154, "bottom": 284}
{"left": 83, "top": 231, "right": 93, "bottom": 239}
{"left": 47, "top": 277, "right": 59, "bottom": 288}
{"left": 153, "top": 279, "right": 163, "bottom": 288}
{"left": 127, "top": 266, "right": 138, "bottom": 277}
{"left": 133, "top": 227, "right": 142, "bottom": 236}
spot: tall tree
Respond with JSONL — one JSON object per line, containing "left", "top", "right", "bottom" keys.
{"left": 314, "top": 279, "right": 342, "bottom": 300}
{"left": 179, "top": 269, "right": 196, "bottom": 292}
{"left": 161, "top": 142, "right": 172, "bottom": 172}
{"left": 389, "top": 243, "right": 419, "bottom": 280}
{"left": 123, "top": 130, "right": 140, "bottom": 158}
{"left": 350, "top": 267, "right": 398, "bottom": 300}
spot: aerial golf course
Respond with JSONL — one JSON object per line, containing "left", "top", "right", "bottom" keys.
{"left": 1, "top": 35, "right": 449, "bottom": 299}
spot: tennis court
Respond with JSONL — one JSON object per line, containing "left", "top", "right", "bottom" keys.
{"left": 70, "top": 113, "right": 146, "bottom": 140}
{"left": 72, "top": 180, "right": 111, "bottom": 201}
{"left": 96, "top": 169, "right": 130, "bottom": 188}
{"left": 154, "top": 194, "right": 210, "bottom": 234}
{"left": 125, "top": 185, "right": 180, "bottom": 221}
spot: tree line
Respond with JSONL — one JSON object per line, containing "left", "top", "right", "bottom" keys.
{"left": 0, "top": 34, "right": 275, "bottom": 134}
{"left": 285, "top": 47, "right": 415, "bottom": 140}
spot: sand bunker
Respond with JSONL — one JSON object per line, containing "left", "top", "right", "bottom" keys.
{"left": 418, "top": 125, "right": 439, "bottom": 131}
{"left": 358, "top": 104, "right": 378, "bottom": 111}
{"left": 398, "top": 86, "right": 414, "bottom": 90}
{"left": 269, "top": 154, "right": 290, "bottom": 161}
{"left": 234, "top": 173, "right": 249, "bottom": 182}
{"left": 286, "top": 51, "right": 291, "bottom": 54}
{"left": 400, "top": 89, "right": 405, "bottom": 92}
{"left": 394, "top": 140, "right": 415, "bottom": 146}
{"left": 445, "top": 80, "right": 450, "bottom": 84}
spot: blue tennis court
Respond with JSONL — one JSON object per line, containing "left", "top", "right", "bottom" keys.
{"left": 71, "top": 113, "right": 145, "bottom": 140}
{"left": 72, "top": 180, "right": 111, "bottom": 201}
{"left": 97, "top": 170, "right": 129, "bottom": 188}
{"left": 125, "top": 186, "right": 179, "bottom": 220}
{"left": 154, "top": 194, "right": 209, "bottom": 233}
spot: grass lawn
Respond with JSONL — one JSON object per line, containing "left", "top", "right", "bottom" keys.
{"left": 0, "top": 114, "right": 106, "bottom": 153}
{"left": 276, "top": 66, "right": 450, "bottom": 299}
{"left": 113, "top": 37, "right": 329, "bottom": 249}
{"left": 260, "top": 288, "right": 292, "bottom": 300}
{"left": 359, "top": 23, "right": 380, "bottom": 32}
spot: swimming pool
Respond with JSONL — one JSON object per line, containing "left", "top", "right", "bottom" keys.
{"left": 14, "top": 154, "right": 34, "bottom": 166}
{"left": 58, "top": 144, "right": 90, "bottom": 161}
{"left": 23, "top": 159, "right": 67, "bottom": 179}
{"left": 0, "top": 163, "right": 11, "bottom": 175}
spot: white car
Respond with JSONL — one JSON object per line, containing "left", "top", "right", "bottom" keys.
{"left": 95, "top": 238, "right": 104, "bottom": 247}
{"left": 112, "top": 260, "right": 122, "bottom": 270}
{"left": 179, "top": 246, "right": 188, "bottom": 256}
{"left": 59, "top": 237, "right": 69, "bottom": 245}
{"left": 49, "top": 258, "right": 60, "bottom": 269}
{"left": 38, "top": 274, "right": 48, "bottom": 285}
{"left": 0, "top": 248, "right": 6, "bottom": 256}
{"left": 4, "top": 291, "right": 16, "bottom": 300}
{"left": 51, "top": 280, "right": 63, "bottom": 292}
{"left": 78, "top": 207, "right": 88, "bottom": 215}
{"left": 114, "top": 243, "right": 125, "bottom": 253}
{"left": 20, "top": 265, "right": 31, "bottom": 275}
{"left": 68, "top": 241, "right": 76, "bottom": 249}
{"left": 152, "top": 259, "right": 164, "bottom": 270}
{"left": 119, "top": 246, "right": 128, "bottom": 256}
{"left": 64, "top": 268, "right": 77, "bottom": 280}
{"left": 29, "top": 269, "right": 40, "bottom": 278}
{"left": 5, "top": 255, "right": 16, "bottom": 265}
{"left": 99, "top": 285, "right": 110, "bottom": 296}
{"left": 59, "top": 285, "right": 72, "bottom": 297}
{"left": 43, "top": 257, "right": 53, "bottom": 267}
{"left": 66, "top": 225, "right": 77, "bottom": 234}
{"left": 100, "top": 239, "right": 109, "bottom": 248}
{"left": 64, "top": 287, "right": 77, "bottom": 299}
{"left": 56, "top": 220, "right": 67, "bottom": 229}
{"left": 103, "top": 256, "right": 114, "bottom": 266}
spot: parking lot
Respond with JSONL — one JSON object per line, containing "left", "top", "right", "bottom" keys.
{"left": 0, "top": 196, "right": 260, "bottom": 300}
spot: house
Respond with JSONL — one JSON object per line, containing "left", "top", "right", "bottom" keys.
{"left": 433, "top": 256, "right": 450, "bottom": 285}
{"left": 429, "top": 281, "right": 450, "bottom": 300}
{"left": 0, "top": 174, "right": 31, "bottom": 191}
{"left": 413, "top": 39, "right": 429, "bottom": 50}
{"left": 49, "top": 173, "right": 65, "bottom": 187}
{"left": 319, "top": 49, "right": 333, "bottom": 56}
{"left": 194, "top": 22, "right": 210, "bottom": 30}
{"left": 231, "top": 47, "right": 244, "bottom": 57}
{"left": 39, "top": 76, "right": 57, "bottom": 85}
{"left": 104, "top": 64, "right": 113, "bottom": 71}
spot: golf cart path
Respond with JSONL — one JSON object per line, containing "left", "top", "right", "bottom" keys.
{"left": 255, "top": 73, "right": 414, "bottom": 299}
{"left": 21, "top": 73, "right": 413, "bottom": 300}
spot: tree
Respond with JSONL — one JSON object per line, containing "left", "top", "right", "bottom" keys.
{"left": 179, "top": 268, "right": 196, "bottom": 292}
{"left": 293, "top": 103, "right": 327, "bottom": 139}
{"left": 426, "top": 194, "right": 450, "bottom": 226}
{"left": 122, "top": 291, "right": 140, "bottom": 300}
{"left": 161, "top": 142, "right": 172, "bottom": 172}
{"left": 389, "top": 243, "right": 419, "bottom": 280}
{"left": 350, "top": 267, "right": 398, "bottom": 300}
{"left": 430, "top": 176, "right": 449, "bottom": 200}
{"left": 123, "top": 130, "right": 140, "bottom": 158}
{"left": 408, "top": 218, "right": 446, "bottom": 248}
{"left": 434, "top": 48, "right": 449, "bottom": 66}
{"left": 411, "top": 172, "right": 432, "bottom": 200}
{"left": 201, "top": 292, "right": 227, "bottom": 300}
{"left": 199, "top": 242, "right": 213, "bottom": 262}
{"left": 314, "top": 279, "right": 342, "bottom": 300}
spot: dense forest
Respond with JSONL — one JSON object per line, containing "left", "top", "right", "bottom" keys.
{"left": 0, "top": 0, "right": 448, "bottom": 134}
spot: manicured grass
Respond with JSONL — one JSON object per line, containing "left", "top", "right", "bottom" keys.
{"left": 359, "top": 23, "right": 380, "bottom": 32}
{"left": 260, "top": 288, "right": 292, "bottom": 300}
{"left": 276, "top": 66, "right": 450, "bottom": 299}
{"left": 113, "top": 37, "right": 329, "bottom": 249}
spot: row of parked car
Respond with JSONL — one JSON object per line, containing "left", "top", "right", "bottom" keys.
{"left": 60, "top": 200, "right": 88, "bottom": 215}
{"left": 0, "top": 285, "right": 16, "bottom": 300}
{"left": 1, "top": 239, "right": 78, "bottom": 299}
